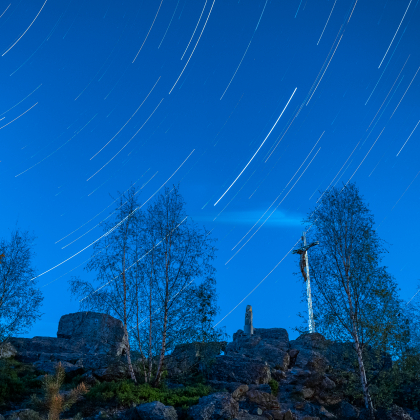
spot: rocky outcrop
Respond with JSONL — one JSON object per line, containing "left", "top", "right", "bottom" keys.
{"left": 188, "top": 393, "right": 239, "bottom": 420}
{"left": 226, "top": 328, "right": 290, "bottom": 371}
{"left": 129, "top": 401, "right": 178, "bottom": 420}
{"left": 166, "top": 341, "right": 226, "bottom": 378}
{"left": 207, "top": 354, "right": 271, "bottom": 384}
{"left": 6, "top": 312, "right": 129, "bottom": 379}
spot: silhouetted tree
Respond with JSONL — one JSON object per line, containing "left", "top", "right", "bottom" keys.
{"left": 0, "top": 229, "right": 43, "bottom": 344}
{"left": 299, "top": 183, "right": 402, "bottom": 419}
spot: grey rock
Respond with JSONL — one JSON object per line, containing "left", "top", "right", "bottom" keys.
{"left": 8, "top": 311, "right": 130, "bottom": 380}
{"left": 318, "top": 406, "right": 336, "bottom": 419}
{"left": 208, "top": 355, "right": 271, "bottom": 384}
{"left": 245, "top": 390, "right": 281, "bottom": 410}
{"left": 129, "top": 401, "right": 177, "bottom": 420}
{"left": 264, "top": 410, "right": 286, "bottom": 420}
{"left": 33, "top": 360, "right": 84, "bottom": 378}
{"left": 236, "top": 409, "right": 263, "bottom": 420}
{"left": 284, "top": 410, "right": 296, "bottom": 420}
{"left": 231, "top": 384, "right": 249, "bottom": 400}
{"left": 404, "top": 409, "right": 420, "bottom": 420}
{"left": 382, "top": 405, "right": 413, "bottom": 420}
{"left": 57, "top": 312, "right": 128, "bottom": 356}
{"left": 0, "top": 342, "right": 17, "bottom": 359}
{"left": 166, "top": 341, "right": 226, "bottom": 378}
{"left": 188, "top": 392, "right": 239, "bottom": 420}
{"left": 272, "top": 370, "right": 286, "bottom": 381}
{"left": 93, "top": 365, "right": 127, "bottom": 381}
{"left": 301, "top": 387, "right": 315, "bottom": 400}
{"left": 226, "top": 329, "right": 290, "bottom": 371}
{"left": 334, "top": 401, "right": 359, "bottom": 419}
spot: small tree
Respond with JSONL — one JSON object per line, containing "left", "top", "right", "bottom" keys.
{"left": 143, "top": 186, "right": 218, "bottom": 386}
{"left": 0, "top": 229, "right": 43, "bottom": 344}
{"left": 69, "top": 187, "right": 141, "bottom": 382}
{"left": 31, "top": 362, "right": 88, "bottom": 420}
{"left": 299, "top": 183, "right": 402, "bottom": 419}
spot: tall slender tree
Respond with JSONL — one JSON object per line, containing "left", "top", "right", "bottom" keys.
{"left": 69, "top": 187, "right": 141, "bottom": 382}
{"left": 144, "top": 186, "right": 217, "bottom": 386}
{"left": 0, "top": 229, "right": 43, "bottom": 345}
{"left": 299, "top": 183, "right": 402, "bottom": 419}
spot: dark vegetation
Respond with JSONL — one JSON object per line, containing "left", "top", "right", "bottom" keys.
{"left": 0, "top": 358, "right": 43, "bottom": 410}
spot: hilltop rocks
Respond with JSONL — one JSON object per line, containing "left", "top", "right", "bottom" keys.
{"left": 6, "top": 312, "right": 129, "bottom": 379}
{"left": 207, "top": 354, "right": 271, "bottom": 384}
{"left": 166, "top": 341, "right": 226, "bottom": 378}
{"left": 226, "top": 328, "right": 290, "bottom": 371}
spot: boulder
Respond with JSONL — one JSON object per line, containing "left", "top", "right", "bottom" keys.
{"left": 0, "top": 341, "right": 17, "bottom": 359}
{"left": 57, "top": 312, "right": 128, "bottom": 356}
{"left": 226, "top": 329, "right": 290, "bottom": 370}
{"left": 166, "top": 341, "right": 226, "bottom": 378}
{"left": 188, "top": 393, "right": 239, "bottom": 420}
{"left": 377, "top": 405, "right": 414, "bottom": 420}
{"left": 231, "top": 384, "right": 249, "bottom": 400}
{"left": 236, "top": 410, "right": 264, "bottom": 420}
{"left": 208, "top": 355, "right": 271, "bottom": 384}
{"left": 33, "top": 360, "right": 84, "bottom": 378}
{"left": 7, "top": 311, "right": 130, "bottom": 380}
{"left": 265, "top": 410, "right": 287, "bottom": 420}
{"left": 334, "top": 401, "right": 360, "bottom": 419}
{"left": 129, "top": 401, "right": 177, "bottom": 420}
{"left": 245, "top": 390, "right": 280, "bottom": 411}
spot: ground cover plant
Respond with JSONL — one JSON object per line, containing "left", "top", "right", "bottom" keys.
{"left": 0, "top": 357, "right": 43, "bottom": 410}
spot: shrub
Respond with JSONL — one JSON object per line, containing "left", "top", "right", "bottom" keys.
{"left": 0, "top": 358, "right": 42, "bottom": 408}
{"left": 268, "top": 379, "right": 279, "bottom": 396}
{"left": 86, "top": 380, "right": 211, "bottom": 408}
{"left": 31, "top": 362, "right": 89, "bottom": 420}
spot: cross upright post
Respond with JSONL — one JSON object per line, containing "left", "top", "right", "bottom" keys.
{"left": 292, "top": 232, "right": 318, "bottom": 334}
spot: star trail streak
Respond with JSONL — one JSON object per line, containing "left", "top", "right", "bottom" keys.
{"left": 214, "top": 88, "right": 297, "bottom": 206}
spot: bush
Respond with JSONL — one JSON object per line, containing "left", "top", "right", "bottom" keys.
{"left": 268, "top": 379, "right": 279, "bottom": 396}
{"left": 86, "top": 381, "right": 211, "bottom": 408}
{"left": 0, "top": 358, "right": 43, "bottom": 408}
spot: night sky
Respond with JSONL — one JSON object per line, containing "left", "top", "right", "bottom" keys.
{"left": 1, "top": 0, "right": 419, "bottom": 340}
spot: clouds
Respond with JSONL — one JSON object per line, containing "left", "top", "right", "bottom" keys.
{"left": 196, "top": 209, "right": 303, "bottom": 228}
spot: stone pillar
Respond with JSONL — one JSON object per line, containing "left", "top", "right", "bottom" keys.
{"left": 244, "top": 305, "right": 254, "bottom": 335}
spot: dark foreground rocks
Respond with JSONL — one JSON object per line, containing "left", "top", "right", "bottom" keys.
{"left": 2, "top": 317, "right": 417, "bottom": 420}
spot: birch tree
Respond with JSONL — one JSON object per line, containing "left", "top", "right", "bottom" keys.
{"left": 69, "top": 187, "right": 141, "bottom": 382}
{"left": 301, "top": 183, "right": 401, "bottom": 419}
{"left": 0, "top": 229, "right": 43, "bottom": 344}
{"left": 143, "top": 186, "right": 217, "bottom": 386}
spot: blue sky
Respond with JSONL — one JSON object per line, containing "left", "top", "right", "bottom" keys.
{"left": 1, "top": 0, "right": 420, "bottom": 340}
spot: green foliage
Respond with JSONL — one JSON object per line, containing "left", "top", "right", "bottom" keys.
{"left": 86, "top": 380, "right": 211, "bottom": 408}
{"left": 7, "top": 410, "right": 44, "bottom": 420}
{"left": 31, "top": 362, "right": 88, "bottom": 420}
{"left": 0, "top": 357, "right": 42, "bottom": 408}
{"left": 268, "top": 379, "right": 279, "bottom": 396}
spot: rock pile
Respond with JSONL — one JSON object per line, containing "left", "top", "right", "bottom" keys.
{"left": 168, "top": 328, "right": 416, "bottom": 420}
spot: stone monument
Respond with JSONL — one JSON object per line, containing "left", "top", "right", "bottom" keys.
{"left": 244, "top": 305, "right": 254, "bottom": 335}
